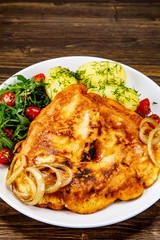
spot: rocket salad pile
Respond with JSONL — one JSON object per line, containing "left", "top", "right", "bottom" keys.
{"left": 0, "top": 62, "right": 160, "bottom": 164}
{"left": 0, "top": 73, "right": 50, "bottom": 163}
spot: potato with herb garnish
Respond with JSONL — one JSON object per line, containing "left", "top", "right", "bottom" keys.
{"left": 88, "top": 84, "right": 139, "bottom": 111}
{"left": 45, "top": 67, "right": 78, "bottom": 100}
{"left": 76, "top": 61, "right": 126, "bottom": 88}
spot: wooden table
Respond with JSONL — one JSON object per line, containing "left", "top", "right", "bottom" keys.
{"left": 0, "top": 1, "right": 160, "bottom": 239}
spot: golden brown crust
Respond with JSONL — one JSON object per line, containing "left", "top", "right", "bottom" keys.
{"left": 12, "top": 84, "right": 160, "bottom": 213}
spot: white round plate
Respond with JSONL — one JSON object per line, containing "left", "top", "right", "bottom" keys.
{"left": 0, "top": 56, "right": 160, "bottom": 228}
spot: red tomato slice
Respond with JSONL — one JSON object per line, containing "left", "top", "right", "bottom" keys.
{"left": 135, "top": 98, "right": 151, "bottom": 116}
{"left": 34, "top": 73, "right": 45, "bottom": 83}
{"left": 0, "top": 92, "right": 16, "bottom": 106}
{"left": 0, "top": 148, "right": 13, "bottom": 163}
{"left": 25, "top": 107, "right": 41, "bottom": 121}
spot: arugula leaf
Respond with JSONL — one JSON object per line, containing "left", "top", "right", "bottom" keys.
{"left": 16, "top": 113, "right": 30, "bottom": 126}
{"left": 0, "top": 135, "right": 14, "bottom": 150}
{"left": 15, "top": 74, "right": 28, "bottom": 83}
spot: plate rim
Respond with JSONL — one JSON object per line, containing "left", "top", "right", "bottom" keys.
{"left": 0, "top": 55, "right": 160, "bottom": 228}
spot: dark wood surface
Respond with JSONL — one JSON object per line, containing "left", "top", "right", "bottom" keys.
{"left": 0, "top": 1, "right": 160, "bottom": 239}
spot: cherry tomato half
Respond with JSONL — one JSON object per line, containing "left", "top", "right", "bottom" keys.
{"left": 0, "top": 92, "right": 16, "bottom": 106}
{"left": 0, "top": 148, "right": 13, "bottom": 164}
{"left": 135, "top": 98, "right": 151, "bottom": 116}
{"left": 149, "top": 114, "right": 160, "bottom": 125}
{"left": 25, "top": 107, "right": 41, "bottom": 121}
{"left": 34, "top": 73, "right": 45, "bottom": 83}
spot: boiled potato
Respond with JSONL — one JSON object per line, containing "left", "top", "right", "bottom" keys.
{"left": 88, "top": 84, "right": 139, "bottom": 111}
{"left": 45, "top": 67, "right": 78, "bottom": 100}
{"left": 76, "top": 61, "right": 126, "bottom": 88}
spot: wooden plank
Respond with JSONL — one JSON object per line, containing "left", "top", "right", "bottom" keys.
{"left": 0, "top": 1, "right": 160, "bottom": 239}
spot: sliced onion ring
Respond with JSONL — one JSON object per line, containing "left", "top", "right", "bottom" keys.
{"left": 13, "top": 175, "right": 37, "bottom": 202}
{"left": 24, "top": 167, "right": 45, "bottom": 205}
{"left": 36, "top": 164, "right": 62, "bottom": 193}
{"left": 140, "top": 117, "right": 159, "bottom": 129}
{"left": 6, "top": 153, "right": 26, "bottom": 186}
{"left": 51, "top": 163, "right": 73, "bottom": 188}
{"left": 6, "top": 154, "right": 73, "bottom": 206}
{"left": 139, "top": 126, "right": 152, "bottom": 144}
{"left": 139, "top": 126, "right": 160, "bottom": 145}
{"left": 148, "top": 127, "right": 160, "bottom": 168}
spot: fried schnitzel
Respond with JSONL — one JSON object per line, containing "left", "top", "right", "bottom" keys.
{"left": 7, "top": 84, "right": 160, "bottom": 214}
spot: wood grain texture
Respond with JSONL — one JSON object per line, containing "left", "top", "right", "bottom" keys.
{"left": 0, "top": 1, "right": 160, "bottom": 239}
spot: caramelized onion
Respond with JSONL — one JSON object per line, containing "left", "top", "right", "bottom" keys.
{"left": 139, "top": 117, "right": 160, "bottom": 168}
{"left": 36, "top": 164, "right": 62, "bottom": 193}
{"left": 51, "top": 163, "right": 73, "bottom": 188}
{"left": 140, "top": 117, "right": 159, "bottom": 129}
{"left": 13, "top": 175, "right": 37, "bottom": 202}
{"left": 6, "top": 153, "right": 26, "bottom": 186}
{"left": 148, "top": 127, "right": 160, "bottom": 168}
{"left": 24, "top": 167, "right": 45, "bottom": 205}
{"left": 6, "top": 153, "right": 73, "bottom": 206}
{"left": 139, "top": 126, "right": 152, "bottom": 144}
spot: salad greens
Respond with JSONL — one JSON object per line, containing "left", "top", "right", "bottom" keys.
{"left": 0, "top": 75, "right": 50, "bottom": 151}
